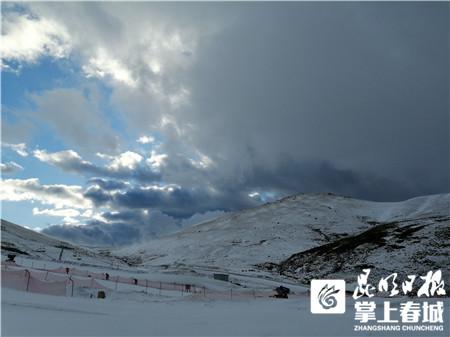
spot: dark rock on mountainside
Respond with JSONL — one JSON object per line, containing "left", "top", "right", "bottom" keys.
{"left": 272, "top": 214, "right": 450, "bottom": 293}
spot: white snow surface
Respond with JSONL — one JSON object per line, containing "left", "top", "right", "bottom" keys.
{"left": 3, "top": 288, "right": 448, "bottom": 336}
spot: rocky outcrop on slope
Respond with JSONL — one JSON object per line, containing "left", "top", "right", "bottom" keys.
{"left": 274, "top": 214, "right": 450, "bottom": 292}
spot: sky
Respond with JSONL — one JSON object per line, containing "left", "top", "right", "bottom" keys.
{"left": 1, "top": 2, "right": 449, "bottom": 246}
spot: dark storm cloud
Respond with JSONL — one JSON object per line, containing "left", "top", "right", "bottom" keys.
{"left": 84, "top": 183, "right": 256, "bottom": 218}
{"left": 42, "top": 221, "right": 142, "bottom": 246}
{"left": 41, "top": 210, "right": 202, "bottom": 246}
{"left": 174, "top": 2, "right": 449, "bottom": 200}
{"left": 87, "top": 178, "right": 129, "bottom": 191}
{"left": 236, "top": 157, "right": 417, "bottom": 202}
{"left": 41, "top": 207, "right": 227, "bottom": 245}
{"left": 83, "top": 185, "right": 112, "bottom": 206}
{"left": 19, "top": 2, "right": 450, "bottom": 205}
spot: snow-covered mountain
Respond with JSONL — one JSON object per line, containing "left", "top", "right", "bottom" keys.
{"left": 2, "top": 193, "right": 449, "bottom": 288}
{"left": 116, "top": 193, "right": 449, "bottom": 285}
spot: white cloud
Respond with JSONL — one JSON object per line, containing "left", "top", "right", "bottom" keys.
{"left": 32, "top": 207, "right": 81, "bottom": 218}
{"left": 36, "top": 149, "right": 160, "bottom": 183}
{"left": 81, "top": 209, "right": 93, "bottom": 218}
{"left": 82, "top": 48, "right": 137, "bottom": 87}
{"left": 61, "top": 217, "right": 80, "bottom": 225}
{"left": 3, "top": 3, "right": 212, "bottom": 125}
{"left": 33, "top": 149, "right": 103, "bottom": 176}
{"left": 1, "top": 12, "right": 71, "bottom": 67}
{"left": 140, "top": 184, "right": 179, "bottom": 192}
{"left": 106, "top": 151, "right": 143, "bottom": 171}
{"left": 34, "top": 149, "right": 86, "bottom": 166}
{"left": 0, "top": 162, "right": 24, "bottom": 174}
{"left": 189, "top": 150, "right": 214, "bottom": 170}
{"left": 137, "top": 135, "right": 155, "bottom": 144}
{"left": 248, "top": 192, "right": 260, "bottom": 198}
{"left": 146, "top": 150, "right": 168, "bottom": 170}
{"left": 168, "top": 87, "right": 191, "bottom": 109}
{"left": 2, "top": 143, "right": 29, "bottom": 157}
{"left": 0, "top": 178, "right": 91, "bottom": 209}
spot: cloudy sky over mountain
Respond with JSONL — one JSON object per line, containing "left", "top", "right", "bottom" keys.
{"left": 1, "top": 2, "right": 448, "bottom": 245}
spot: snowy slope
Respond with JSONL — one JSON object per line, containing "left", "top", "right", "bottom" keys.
{"left": 5, "top": 287, "right": 449, "bottom": 337}
{"left": 1, "top": 219, "right": 124, "bottom": 268}
{"left": 116, "top": 193, "right": 450, "bottom": 279}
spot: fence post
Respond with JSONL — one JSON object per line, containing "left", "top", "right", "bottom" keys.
{"left": 159, "top": 282, "right": 162, "bottom": 295}
{"left": 25, "top": 270, "right": 30, "bottom": 292}
{"left": 203, "top": 286, "right": 206, "bottom": 297}
{"left": 230, "top": 288, "right": 233, "bottom": 300}
{"left": 44, "top": 271, "right": 49, "bottom": 281}
{"left": 115, "top": 276, "right": 118, "bottom": 291}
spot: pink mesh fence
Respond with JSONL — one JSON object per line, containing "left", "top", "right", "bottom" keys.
{"left": 45, "top": 272, "right": 70, "bottom": 282}
{"left": 50, "top": 266, "right": 70, "bottom": 274}
{"left": 49, "top": 267, "right": 107, "bottom": 280}
{"left": 27, "top": 276, "right": 67, "bottom": 296}
{"left": 24, "top": 266, "right": 194, "bottom": 293}
{"left": 2, "top": 261, "right": 18, "bottom": 267}
{"left": 71, "top": 276, "right": 107, "bottom": 289}
{"left": 29, "top": 269, "right": 48, "bottom": 280}
{"left": 2, "top": 263, "right": 305, "bottom": 300}
{"left": 1, "top": 269, "right": 29, "bottom": 292}
{"left": 86, "top": 271, "right": 105, "bottom": 280}
{"left": 71, "top": 268, "right": 89, "bottom": 277}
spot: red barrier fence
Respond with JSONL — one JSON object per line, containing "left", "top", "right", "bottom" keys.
{"left": 48, "top": 265, "right": 201, "bottom": 292}
{"left": 1, "top": 269, "right": 29, "bottom": 292}
{"left": 28, "top": 276, "right": 67, "bottom": 296}
{"left": 71, "top": 276, "right": 105, "bottom": 289}
{"left": 1, "top": 269, "right": 67, "bottom": 296}
{"left": 2, "top": 263, "right": 305, "bottom": 300}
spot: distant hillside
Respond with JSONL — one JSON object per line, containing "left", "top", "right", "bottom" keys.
{"left": 116, "top": 193, "right": 450, "bottom": 285}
